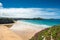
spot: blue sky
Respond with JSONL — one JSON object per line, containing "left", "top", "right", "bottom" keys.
{"left": 0, "top": 0, "right": 60, "bottom": 8}
{"left": 0, "top": 0, "right": 60, "bottom": 19}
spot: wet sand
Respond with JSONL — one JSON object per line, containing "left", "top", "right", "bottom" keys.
{"left": 10, "top": 21, "right": 45, "bottom": 40}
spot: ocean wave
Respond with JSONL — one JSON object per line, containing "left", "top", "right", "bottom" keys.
{"left": 17, "top": 21, "right": 51, "bottom": 28}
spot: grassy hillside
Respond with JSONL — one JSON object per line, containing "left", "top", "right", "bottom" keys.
{"left": 30, "top": 25, "right": 60, "bottom": 40}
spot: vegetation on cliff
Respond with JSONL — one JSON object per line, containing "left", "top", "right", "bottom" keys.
{"left": 30, "top": 25, "right": 60, "bottom": 40}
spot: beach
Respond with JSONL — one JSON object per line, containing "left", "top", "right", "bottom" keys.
{"left": 0, "top": 21, "right": 46, "bottom": 40}
{"left": 0, "top": 25, "right": 23, "bottom": 40}
{"left": 10, "top": 21, "right": 46, "bottom": 40}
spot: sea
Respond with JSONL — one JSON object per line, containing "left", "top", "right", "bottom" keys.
{"left": 19, "top": 19, "right": 60, "bottom": 28}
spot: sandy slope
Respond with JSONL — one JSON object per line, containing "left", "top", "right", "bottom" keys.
{"left": 10, "top": 21, "right": 45, "bottom": 40}
{"left": 0, "top": 25, "right": 23, "bottom": 40}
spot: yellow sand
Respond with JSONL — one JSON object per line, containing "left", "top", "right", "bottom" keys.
{"left": 0, "top": 25, "right": 23, "bottom": 40}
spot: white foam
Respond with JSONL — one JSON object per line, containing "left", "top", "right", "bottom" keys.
{"left": 10, "top": 21, "right": 47, "bottom": 32}
{"left": 17, "top": 21, "right": 50, "bottom": 28}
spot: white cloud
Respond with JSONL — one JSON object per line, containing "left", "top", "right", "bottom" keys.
{"left": 0, "top": 8, "right": 60, "bottom": 19}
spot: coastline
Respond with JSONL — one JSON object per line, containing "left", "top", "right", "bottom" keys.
{"left": 17, "top": 21, "right": 50, "bottom": 28}
{"left": 10, "top": 21, "right": 46, "bottom": 40}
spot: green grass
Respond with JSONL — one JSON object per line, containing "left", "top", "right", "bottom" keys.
{"left": 30, "top": 25, "right": 60, "bottom": 40}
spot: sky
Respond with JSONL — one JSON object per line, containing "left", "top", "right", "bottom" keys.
{"left": 0, "top": 0, "right": 60, "bottom": 19}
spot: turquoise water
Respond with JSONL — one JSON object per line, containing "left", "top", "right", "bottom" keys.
{"left": 20, "top": 19, "right": 60, "bottom": 26}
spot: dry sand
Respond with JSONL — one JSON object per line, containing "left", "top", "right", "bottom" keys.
{"left": 0, "top": 25, "right": 23, "bottom": 40}
{"left": 10, "top": 21, "right": 45, "bottom": 40}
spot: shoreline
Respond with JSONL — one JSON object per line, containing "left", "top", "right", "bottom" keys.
{"left": 10, "top": 21, "right": 46, "bottom": 40}
{"left": 17, "top": 21, "right": 51, "bottom": 28}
